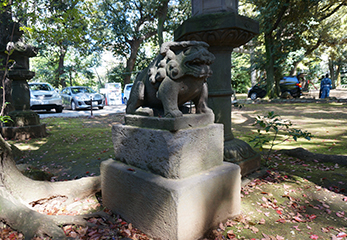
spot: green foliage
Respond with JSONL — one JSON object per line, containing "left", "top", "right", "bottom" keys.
{"left": 231, "top": 52, "right": 252, "bottom": 93}
{"left": 0, "top": 115, "right": 12, "bottom": 124}
{"left": 17, "top": 0, "right": 103, "bottom": 88}
{"left": 98, "top": 0, "right": 191, "bottom": 84}
{"left": 250, "top": 111, "right": 313, "bottom": 159}
{"left": 242, "top": 0, "right": 347, "bottom": 97}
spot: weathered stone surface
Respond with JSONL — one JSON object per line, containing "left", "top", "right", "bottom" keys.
{"left": 126, "top": 41, "right": 215, "bottom": 118}
{"left": 175, "top": 12, "right": 259, "bottom": 48}
{"left": 101, "top": 159, "right": 241, "bottom": 240}
{"left": 192, "top": 0, "right": 239, "bottom": 16}
{"left": 124, "top": 112, "right": 214, "bottom": 131}
{"left": 1, "top": 124, "right": 46, "bottom": 140}
{"left": 112, "top": 123, "right": 223, "bottom": 179}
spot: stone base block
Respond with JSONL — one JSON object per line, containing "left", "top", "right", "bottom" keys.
{"left": 238, "top": 155, "right": 261, "bottom": 177}
{"left": 223, "top": 138, "right": 261, "bottom": 176}
{"left": 101, "top": 159, "right": 241, "bottom": 240}
{"left": 124, "top": 113, "right": 215, "bottom": 131}
{"left": 1, "top": 124, "right": 47, "bottom": 140}
{"left": 112, "top": 123, "right": 223, "bottom": 179}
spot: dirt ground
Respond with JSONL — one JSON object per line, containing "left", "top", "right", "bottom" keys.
{"left": 302, "top": 88, "right": 347, "bottom": 99}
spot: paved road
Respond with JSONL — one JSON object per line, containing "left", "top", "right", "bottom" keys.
{"left": 36, "top": 104, "right": 126, "bottom": 119}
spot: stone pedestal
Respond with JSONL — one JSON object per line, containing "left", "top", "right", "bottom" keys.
{"left": 1, "top": 111, "right": 46, "bottom": 140}
{"left": 101, "top": 114, "right": 241, "bottom": 240}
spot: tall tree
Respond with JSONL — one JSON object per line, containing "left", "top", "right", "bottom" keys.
{"left": 98, "top": 0, "right": 190, "bottom": 85}
{"left": 21, "top": 0, "right": 101, "bottom": 88}
{"left": 245, "top": 0, "right": 347, "bottom": 97}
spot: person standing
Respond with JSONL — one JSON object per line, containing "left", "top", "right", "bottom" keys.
{"left": 320, "top": 74, "right": 332, "bottom": 98}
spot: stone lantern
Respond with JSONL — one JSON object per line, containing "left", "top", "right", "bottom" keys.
{"left": 0, "top": 7, "right": 46, "bottom": 140}
{"left": 175, "top": 0, "right": 261, "bottom": 175}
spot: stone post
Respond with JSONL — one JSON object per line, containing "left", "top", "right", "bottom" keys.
{"left": 0, "top": 7, "right": 46, "bottom": 139}
{"left": 175, "top": 0, "right": 261, "bottom": 175}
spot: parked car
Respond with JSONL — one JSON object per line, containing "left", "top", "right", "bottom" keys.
{"left": 247, "top": 79, "right": 267, "bottom": 100}
{"left": 248, "top": 75, "right": 303, "bottom": 100}
{"left": 29, "top": 82, "right": 63, "bottom": 113}
{"left": 123, "top": 83, "right": 133, "bottom": 105}
{"left": 60, "top": 86, "right": 104, "bottom": 110}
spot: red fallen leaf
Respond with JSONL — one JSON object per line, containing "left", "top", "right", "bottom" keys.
{"left": 309, "top": 214, "right": 317, "bottom": 220}
{"left": 276, "top": 210, "right": 282, "bottom": 215}
{"left": 227, "top": 229, "right": 236, "bottom": 239}
{"left": 336, "top": 211, "right": 345, "bottom": 218}
{"left": 293, "top": 225, "right": 301, "bottom": 231}
{"left": 86, "top": 171, "right": 90, "bottom": 174}
{"left": 293, "top": 216, "right": 305, "bottom": 222}
{"left": 127, "top": 168, "right": 135, "bottom": 172}
{"left": 322, "top": 203, "right": 330, "bottom": 208}
{"left": 9, "top": 233, "right": 17, "bottom": 240}
{"left": 337, "top": 232, "right": 347, "bottom": 238}
{"left": 276, "top": 219, "right": 286, "bottom": 223}
{"left": 121, "top": 221, "right": 127, "bottom": 225}
{"left": 310, "top": 234, "right": 319, "bottom": 239}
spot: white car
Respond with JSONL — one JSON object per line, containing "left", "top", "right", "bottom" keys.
{"left": 29, "top": 82, "right": 63, "bottom": 113}
{"left": 123, "top": 83, "right": 133, "bottom": 105}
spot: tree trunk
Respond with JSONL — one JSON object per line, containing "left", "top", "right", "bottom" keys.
{"left": 0, "top": 76, "right": 14, "bottom": 116}
{"left": 0, "top": 134, "right": 110, "bottom": 239}
{"left": 58, "top": 46, "right": 67, "bottom": 88}
{"left": 289, "top": 61, "right": 300, "bottom": 76}
{"left": 265, "top": 32, "right": 276, "bottom": 98}
{"left": 336, "top": 64, "right": 341, "bottom": 87}
{"left": 329, "top": 58, "right": 336, "bottom": 89}
{"left": 157, "top": 0, "right": 169, "bottom": 47}
{"left": 123, "top": 39, "right": 141, "bottom": 85}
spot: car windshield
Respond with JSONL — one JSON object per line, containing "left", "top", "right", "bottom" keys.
{"left": 71, "top": 87, "right": 96, "bottom": 94}
{"left": 29, "top": 84, "right": 53, "bottom": 91}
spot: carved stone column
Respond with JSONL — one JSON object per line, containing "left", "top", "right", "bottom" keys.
{"left": 0, "top": 8, "right": 46, "bottom": 140}
{"left": 175, "top": 4, "right": 261, "bottom": 175}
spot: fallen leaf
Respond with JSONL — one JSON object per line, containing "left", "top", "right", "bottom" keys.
{"left": 258, "top": 218, "right": 266, "bottom": 224}
{"left": 310, "top": 234, "right": 319, "bottom": 239}
{"left": 293, "top": 216, "right": 305, "bottom": 222}
{"left": 337, "top": 232, "right": 347, "bottom": 238}
{"left": 336, "top": 211, "right": 345, "bottom": 218}
{"left": 293, "top": 225, "right": 301, "bottom": 231}
{"left": 249, "top": 226, "right": 259, "bottom": 233}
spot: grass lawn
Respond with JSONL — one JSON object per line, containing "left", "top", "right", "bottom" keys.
{"left": 5, "top": 101, "right": 347, "bottom": 239}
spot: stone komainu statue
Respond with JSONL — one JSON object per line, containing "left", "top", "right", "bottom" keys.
{"left": 126, "top": 41, "right": 215, "bottom": 118}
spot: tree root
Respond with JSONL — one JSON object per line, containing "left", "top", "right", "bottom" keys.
{"left": 278, "top": 147, "right": 347, "bottom": 166}
{"left": 0, "top": 134, "right": 113, "bottom": 239}
{"left": 0, "top": 192, "right": 113, "bottom": 239}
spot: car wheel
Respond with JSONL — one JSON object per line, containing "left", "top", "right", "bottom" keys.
{"left": 281, "top": 91, "right": 292, "bottom": 99}
{"left": 71, "top": 101, "right": 77, "bottom": 111}
{"left": 250, "top": 92, "right": 257, "bottom": 100}
{"left": 98, "top": 106, "right": 104, "bottom": 110}
{"left": 123, "top": 98, "right": 128, "bottom": 105}
{"left": 55, "top": 106, "right": 63, "bottom": 113}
